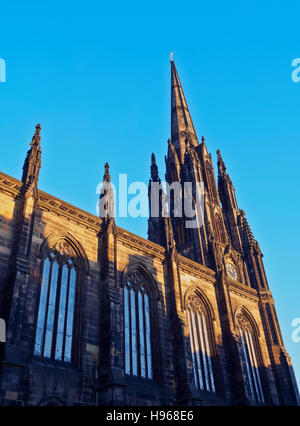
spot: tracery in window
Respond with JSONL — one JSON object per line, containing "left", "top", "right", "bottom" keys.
{"left": 124, "top": 270, "right": 153, "bottom": 380}
{"left": 237, "top": 312, "right": 264, "bottom": 403}
{"left": 34, "top": 242, "right": 77, "bottom": 363}
{"left": 187, "top": 295, "right": 216, "bottom": 392}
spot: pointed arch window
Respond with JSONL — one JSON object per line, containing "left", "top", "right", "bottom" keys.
{"left": 124, "top": 270, "right": 153, "bottom": 380}
{"left": 237, "top": 312, "right": 264, "bottom": 403}
{"left": 187, "top": 295, "right": 216, "bottom": 392}
{"left": 34, "top": 242, "right": 77, "bottom": 363}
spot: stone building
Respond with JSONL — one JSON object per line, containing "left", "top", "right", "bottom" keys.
{"left": 0, "top": 60, "right": 299, "bottom": 406}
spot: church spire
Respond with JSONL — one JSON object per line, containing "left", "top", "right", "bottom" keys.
{"left": 171, "top": 60, "right": 199, "bottom": 163}
{"left": 21, "top": 123, "right": 42, "bottom": 194}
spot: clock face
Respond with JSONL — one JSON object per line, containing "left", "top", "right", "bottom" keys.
{"left": 226, "top": 263, "right": 237, "bottom": 280}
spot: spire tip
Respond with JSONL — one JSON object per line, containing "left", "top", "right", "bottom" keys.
{"left": 103, "top": 162, "right": 111, "bottom": 182}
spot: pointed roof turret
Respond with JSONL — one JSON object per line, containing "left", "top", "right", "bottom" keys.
{"left": 239, "top": 210, "right": 255, "bottom": 248}
{"left": 217, "top": 149, "right": 238, "bottom": 212}
{"left": 30, "top": 123, "right": 41, "bottom": 147}
{"left": 103, "top": 161, "right": 111, "bottom": 183}
{"left": 99, "top": 162, "right": 114, "bottom": 220}
{"left": 171, "top": 60, "right": 199, "bottom": 163}
{"left": 217, "top": 149, "right": 231, "bottom": 183}
{"left": 150, "top": 153, "right": 161, "bottom": 183}
{"left": 21, "top": 123, "right": 42, "bottom": 194}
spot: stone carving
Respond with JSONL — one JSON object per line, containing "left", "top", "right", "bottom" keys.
{"left": 54, "top": 241, "right": 75, "bottom": 258}
{"left": 127, "top": 270, "right": 144, "bottom": 286}
{"left": 236, "top": 312, "right": 251, "bottom": 332}
{"left": 187, "top": 295, "right": 204, "bottom": 313}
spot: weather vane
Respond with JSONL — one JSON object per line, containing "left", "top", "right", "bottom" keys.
{"left": 169, "top": 51, "right": 175, "bottom": 61}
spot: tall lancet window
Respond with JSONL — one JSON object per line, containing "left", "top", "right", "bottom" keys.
{"left": 34, "top": 241, "right": 77, "bottom": 363}
{"left": 236, "top": 312, "right": 264, "bottom": 403}
{"left": 124, "top": 270, "right": 153, "bottom": 380}
{"left": 187, "top": 295, "right": 216, "bottom": 393}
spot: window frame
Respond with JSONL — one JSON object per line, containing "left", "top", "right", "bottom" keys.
{"left": 33, "top": 244, "right": 81, "bottom": 366}
{"left": 186, "top": 294, "right": 217, "bottom": 394}
{"left": 236, "top": 311, "right": 265, "bottom": 404}
{"left": 122, "top": 267, "right": 160, "bottom": 383}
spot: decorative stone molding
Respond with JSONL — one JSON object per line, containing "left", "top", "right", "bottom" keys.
{"left": 183, "top": 285, "right": 216, "bottom": 320}
{"left": 187, "top": 295, "right": 205, "bottom": 314}
{"left": 0, "top": 172, "right": 102, "bottom": 232}
{"left": 178, "top": 255, "right": 216, "bottom": 284}
{"left": 236, "top": 312, "right": 252, "bottom": 332}
{"left": 53, "top": 241, "right": 75, "bottom": 258}
{"left": 228, "top": 280, "right": 259, "bottom": 302}
{"left": 117, "top": 229, "right": 165, "bottom": 260}
{"left": 127, "top": 270, "right": 143, "bottom": 286}
{"left": 233, "top": 305, "right": 260, "bottom": 338}
{"left": 0, "top": 172, "right": 22, "bottom": 197}
{"left": 38, "top": 190, "right": 101, "bottom": 232}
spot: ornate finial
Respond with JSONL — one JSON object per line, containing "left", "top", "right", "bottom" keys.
{"left": 30, "top": 123, "right": 42, "bottom": 148}
{"left": 169, "top": 51, "right": 175, "bottom": 61}
{"left": 150, "top": 153, "right": 160, "bottom": 182}
{"left": 99, "top": 162, "right": 114, "bottom": 220}
{"left": 201, "top": 136, "right": 205, "bottom": 143}
{"left": 217, "top": 149, "right": 225, "bottom": 165}
{"left": 22, "top": 123, "right": 42, "bottom": 191}
{"left": 217, "top": 149, "right": 229, "bottom": 180}
{"left": 239, "top": 209, "right": 255, "bottom": 247}
{"left": 103, "top": 162, "right": 111, "bottom": 182}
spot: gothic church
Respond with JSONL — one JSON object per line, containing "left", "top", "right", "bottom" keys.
{"left": 0, "top": 60, "right": 299, "bottom": 406}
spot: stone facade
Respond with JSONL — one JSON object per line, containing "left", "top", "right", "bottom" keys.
{"left": 0, "top": 61, "right": 299, "bottom": 406}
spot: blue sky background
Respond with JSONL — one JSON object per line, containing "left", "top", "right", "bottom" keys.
{"left": 0, "top": 1, "right": 299, "bottom": 391}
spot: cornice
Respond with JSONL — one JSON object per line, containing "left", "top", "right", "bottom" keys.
{"left": 228, "top": 279, "right": 259, "bottom": 302}
{"left": 38, "top": 190, "right": 102, "bottom": 232}
{"left": 116, "top": 227, "right": 166, "bottom": 260}
{"left": 178, "top": 255, "right": 216, "bottom": 284}
{"left": 257, "top": 288, "right": 273, "bottom": 301}
{"left": 0, "top": 171, "right": 102, "bottom": 232}
{"left": 0, "top": 172, "right": 23, "bottom": 197}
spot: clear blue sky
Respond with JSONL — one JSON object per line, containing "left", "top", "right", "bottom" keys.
{"left": 0, "top": 1, "right": 299, "bottom": 391}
